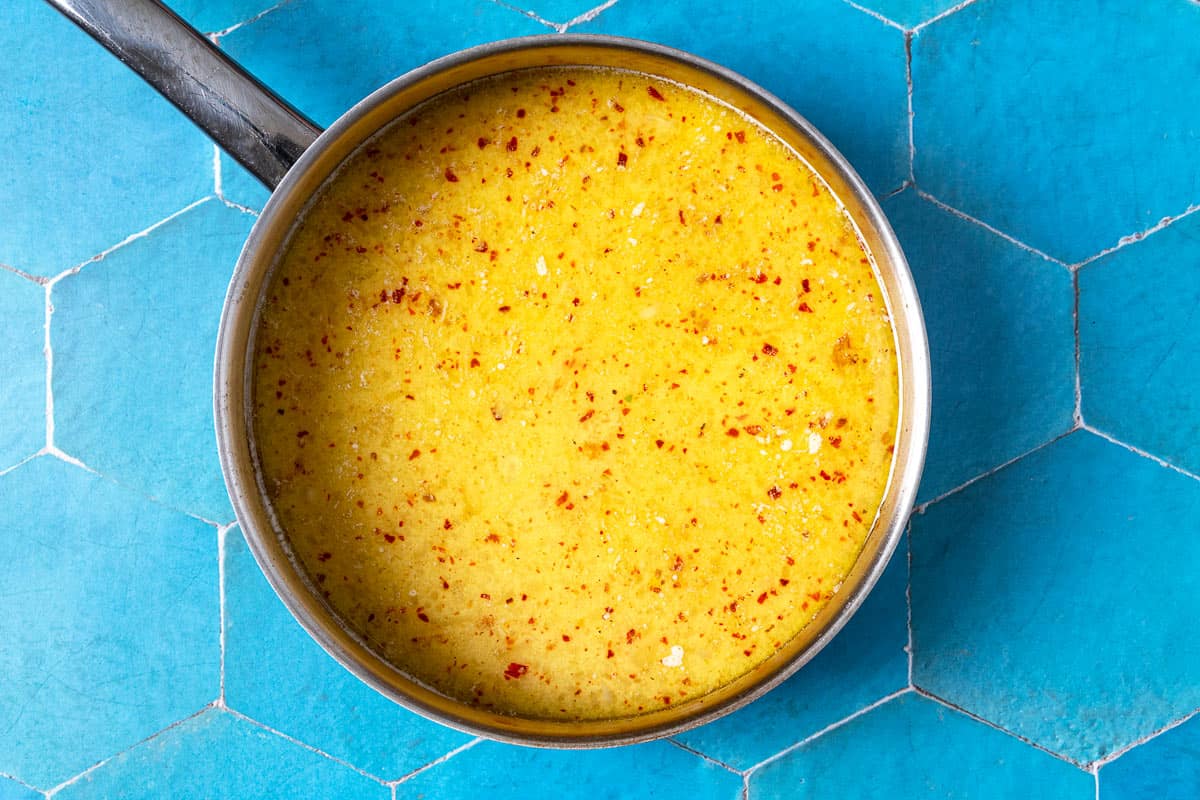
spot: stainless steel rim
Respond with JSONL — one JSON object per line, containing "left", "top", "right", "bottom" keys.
{"left": 215, "top": 33, "right": 930, "bottom": 747}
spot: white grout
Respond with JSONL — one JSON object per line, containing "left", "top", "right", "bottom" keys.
{"left": 915, "top": 190, "right": 1069, "bottom": 268}
{"left": 839, "top": 0, "right": 906, "bottom": 31}
{"left": 0, "top": 261, "right": 49, "bottom": 285}
{"left": 1090, "top": 705, "right": 1200, "bottom": 768}
{"left": 212, "top": 144, "right": 223, "bottom": 200}
{"left": 910, "top": 0, "right": 982, "bottom": 33}
{"left": 43, "top": 282, "right": 54, "bottom": 453}
{"left": 216, "top": 523, "right": 234, "bottom": 708}
{"left": 1074, "top": 201, "right": 1200, "bottom": 270}
{"left": 914, "top": 687, "right": 1089, "bottom": 770}
{"left": 223, "top": 708, "right": 393, "bottom": 786}
{"left": 745, "top": 688, "right": 911, "bottom": 775}
{"left": 390, "top": 737, "right": 483, "bottom": 785}
{"left": 208, "top": 0, "right": 296, "bottom": 39}
{"left": 488, "top": 0, "right": 564, "bottom": 33}
{"left": 904, "top": 519, "right": 915, "bottom": 686}
{"left": 562, "top": 0, "right": 622, "bottom": 31}
{"left": 904, "top": 31, "right": 916, "bottom": 185}
{"left": 879, "top": 180, "right": 913, "bottom": 201}
{"left": 1081, "top": 425, "right": 1200, "bottom": 484}
{"left": 1072, "top": 268, "right": 1083, "bottom": 426}
{"left": 665, "top": 738, "right": 742, "bottom": 776}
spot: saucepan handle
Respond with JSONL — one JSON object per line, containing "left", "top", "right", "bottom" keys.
{"left": 45, "top": 0, "right": 322, "bottom": 190}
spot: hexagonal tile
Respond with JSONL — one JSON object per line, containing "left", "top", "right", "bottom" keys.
{"left": 505, "top": 0, "right": 606, "bottom": 26}
{"left": 673, "top": 548, "right": 907, "bottom": 770}
{"left": 912, "top": 0, "right": 1200, "bottom": 264}
{"left": 223, "top": 528, "right": 472, "bottom": 780}
{"left": 911, "top": 431, "right": 1200, "bottom": 763}
{"left": 2, "top": 1, "right": 212, "bottom": 278}
{"left": 0, "top": 457, "right": 217, "bottom": 788}
{"left": 577, "top": 0, "right": 908, "bottom": 196}
{"left": 749, "top": 692, "right": 1092, "bottom": 799}
{"left": 0, "top": 777, "right": 39, "bottom": 800}
{"left": 1080, "top": 211, "right": 1200, "bottom": 476}
{"left": 399, "top": 739, "right": 740, "bottom": 800}
{"left": 883, "top": 190, "right": 1074, "bottom": 503}
{"left": 52, "top": 199, "right": 253, "bottom": 522}
{"left": 170, "top": 0, "right": 282, "bottom": 33}
{"left": 219, "top": 0, "right": 546, "bottom": 130}
{"left": 0, "top": 269, "right": 44, "bottom": 470}
{"left": 1101, "top": 712, "right": 1200, "bottom": 800}
{"left": 847, "top": 0, "right": 963, "bottom": 29}
{"left": 55, "top": 709, "right": 388, "bottom": 799}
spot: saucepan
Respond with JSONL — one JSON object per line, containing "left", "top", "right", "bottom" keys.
{"left": 48, "top": 0, "right": 929, "bottom": 746}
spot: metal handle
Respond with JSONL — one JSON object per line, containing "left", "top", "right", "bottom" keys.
{"left": 45, "top": 0, "right": 322, "bottom": 190}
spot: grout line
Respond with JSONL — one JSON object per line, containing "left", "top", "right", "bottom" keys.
{"left": 745, "top": 687, "right": 911, "bottom": 775}
{"left": 904, "top": 31, "right": 915, "bottom": 185}
{"left": 47, "top": 197, "right": 214, "bottom": 287}
{"left": 43, "top": 445, "right": 98, "bottom": 474}
{"left": 218, "top": 196, "right": 262, "bottom": 217}
{"left": 1074, "top": 201, "right": 1200, "bottom": 270}
{"left": 905, "top": 518, "right": 914, "bottom": 686}
{"left": 488, "top": 0, "right": 564, "bottom": 33}
{"left": 391, "top": 737, "right": 483, "bottom": 785}
{"left": 0, "top": 452, "right": 40, "bottom": 478}
{"left": 910, "top": 0, "right": 982, "bottom": 33}
{"left": 223, "top": 708, "right": 392, "bottom": 786}
{"left": 912, "top": 429, "right": 1073, "bottom": 515}
{"left": 216, "top": 523, "right": 233, "bottom": 708}
{"left": 562, "top": 0, "right": 621, "bottom": 31}
{"left": 666, "top": 738, "right": 743, "bottom": 776}
{"left": 45, "top": 704, "right": 217, "bottom": 797}
{"left": 0, "top": 772, "right": 44, "bottom": 797}
{"left": 1094, "top": 767, "right": 1101, "bottom": 800}
{"left": 43, "top": 282, "right": 54, "bottom": 453}
{"left": 208, "top": 0, "right": 295, "bottom": 39}
{"left": 916, "top": 190, "right": 1069, "bottom": 268}
{"left": 1081, "top": 425, "right": 1200, "bottom": 483}
{"left": 741, "top": 772, "right": 750, "bottom": 800}
{"left": 839, "top": 0, "right": 906, "bottom": 31}
{"left": 212, "top": 144, "right": 223, "bottom": 200}
{"left": 1072, "top": 268, "right": 1083, "bottom": 426}
{"left": 0, "top": 261, "right": 49, "bottom": 285}
{"left": 914, "top": 687, "right": 1088, "bottom": 770}
{"left": 879, "top": 180, "right": 912, "bottom": 201}
{"left": 1091, "top": 705, "right": 1200, "bottom": 769}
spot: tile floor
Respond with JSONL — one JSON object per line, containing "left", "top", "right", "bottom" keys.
{"left": 2, "top": 0, "right": 1198, "bottom": 796}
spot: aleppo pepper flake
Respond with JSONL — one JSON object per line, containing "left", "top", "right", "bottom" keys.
{"left": 617, "top": 152, "right": 628, "bottom": 168}
{"left": 506, "top": 136, "right": 518, "bottom": 152}
{"left": 647, "top": 85, "right": 665, "bottom": 101}
{"left": 444, "top": 167, "right": 459, "bottom": 182}
{"left": 504, "top": 662, "right": 529, "bottom": 680}
{"left": 762, "top": 343, "right": 778, "bottom": 356}
{"left": 798, "top": 302, "right": 814, "bottom": 313}
{"left": 579, "top": 409, "right": 595, "bottom": 422}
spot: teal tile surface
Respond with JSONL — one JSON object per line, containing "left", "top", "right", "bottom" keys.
{"left": 674, "top": 549, "right": 907, "bottom": 770}
{"left": 0, "top": 457, "right": 217, "bottom": 789}
{"left": 56, "top": 709, "right": 389, "bottom": 800}
{"left": 849, "top": 0, "right": 961, "bottom": 28}
{"left": 223, "top": 528, "right": 472, "bottom": 779}
{"left": 912, "top": 0, "right": 1200, "bottom": 264}
{"left": 52, "top": 199, "right": 252, "bottom": 522}
{"left": 171, "top": 0, "right": 280, "bottom": 33}
{"left": 911, "top": 431, "right": 1200, "bottom": 763}
{"left": 577, "top": 0, "right": 909, "bottom": 196}
{"left": 0, "top": 271, "right": 44, "bottom": 470}
{"left": 220, "top": 0, "right": 546, "bottom": 129}
{"left": 400, "top": 739, "right": 741, "bottom": 800}
{"left": 504, "top": 0, "right": 603, "bottom": 25}
{"left": 883, "top": 190, "right": 1074, "bottom": 502}
{"left": 217, "top": 153, "right": 272, "bottom": 212}
{"left": 749, "top": 692, "right": 1093, "bottom": 799}
{"left": 1080, "top": 210, "right": 1200, "bottom": 475}
{"left": 1, "top": 2, "right": 212, "bottom": 278}
{"left": 0, "top": 778, "right": 39, "bottom": 800}
{"left": 1101, "top": 713, "right": 1200, "bottom": 800}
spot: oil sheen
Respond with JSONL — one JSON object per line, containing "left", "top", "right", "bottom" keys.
{"left": 252, "top": 66, "right": 899, "bottom": 720}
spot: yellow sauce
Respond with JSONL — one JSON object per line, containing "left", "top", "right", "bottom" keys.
{"left": 252, "top": 67, "right": 898, "bottom": 719}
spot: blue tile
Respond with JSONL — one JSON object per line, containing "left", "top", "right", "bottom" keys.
{"left": 505, "top": 0, "right": 604, "bottom": 25}
{"left": 883, "top": 190, "right": 1074, "bottom": 503}
{"left": 2, "top": 1, "right": 212, "bottom": 278}
{"left": 1080, "top": 212, "right": 1200, "bottom": 475}
{"left": 577, "top": 0, "right": 908, "bottom": 196}
{"left": 847, "top": 0, "right": 962, "bottom": 28}
{"left": 53, "top": 199, "right": 252, "bottom": 522}
{"left": 1101, "top": 713, "right": 1200, "bottom": 800}
{"left": 0, "top": 777, "right": 40, "bottom": 800}
{"left": 220, "top": 0, "right": 546, "bottom": 129}
{"left": 0, "top": 270, "right": 44, "bottom": 470}
{"left": 750, "top": 692, "right": 1092, "bottom": 799}
{"left": 911, "top": 431, "right": 1200, "bottom": 763}
{"left": 0, "top": 457, "right": 217, "bottom": 788}
{"left": 223, "top": 528, "right": 472, "bottom": 780}
{"left": 218, "top": 153, "right": 272, "bottom": 213}
{"left": 56, "top": 709, "right": 388, "bottom": 800}
{"left": 400, "top": 739, "right": 740, "bottom": 800}
{"left": 674, "top": 549, "right": 907, "bottom": 770}
{"left": 912, "top": 0, "right": 1200, "bottom": 264}
{"left": 170, "top": 0, "right": 281, "bottom": 33}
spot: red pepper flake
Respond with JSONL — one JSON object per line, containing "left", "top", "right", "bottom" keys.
{"left": 744, "top": 424, "right": 763, "bottom": 435}
{"left": 752, "top": 272, "right": 769, "bottom": 284}
{"left": 801, "top": 278, "right": 811, "bottom": 293}
{"left": 780, "top": 578, "right": 790, "bottom": 586}
{"left": 772, "top": 183, "right": 784, "bottom": 192}
{"left": 829, "top": 437, "right": 842, "bottom": 448}
{"left": 612, "top": 101, "right": 624, "bottom": 112}
{"left": 485, "top": 532, "right": 501, "bottom": 543}
{"left": 443, "top": 518, "right": 453, "bottom": 529}
{"left": 516, "top": 108, "right": 526, "bottom": 118}
{"left": 626, "top": 628, "right": 640, "bottom": 643}
{"left": 647, "top": 85, "right": 665, "bottom": 101}
{"left": 317, "top": 552, "right": 332, "bottom": 562}
{"left": 444, "top": 167, "right": 459, "bottom": 182}
{"left": 504, "top": 662, "right": 529, "bottom": 680}
{"left": 409, "top": 449, "right": 421, "bottom": 460}
{"left": 617, "top": 151, "right": 628, "bottom": 168}
{"left": 469, "top": 357, "right": 481, "bottom": 368}
{"left": 498, "top": 305, "right": 511, "bottom": 313}
{"left": 655, "top": 439, "right": 665, "bottom": 449}
{"left": 296, "top": 430, "right": 309, "bottom": 438}
{"left": 762, "top": 343, "right": 778, "bottom": 356}
{"left": 383, "top": 533, "right": 396, "bottom": 543}
{"left": 474, "top": 241, "right": 489, "bottom": 253}
{"left": 798, "top": 302, "right": 814, "bottom": 313}
{"left": 767, "top": 485, "right": 782, "bottom": 500}
{"left": 852, "top": 510, "right": 863, "bottom": 523}
{"left": 726, "top": 427, "right": 740, "bottom": 437}
{"left": 562, "top": 634, "right": 571, "bottom": 642}
{"left": 556, "top": 491, "right": 570, "bottom": 506}
{"left": 757, "top": 592, "right": 769, "bottom": 604}
{"left": 678, "top": 209, "right": 687, "bottom": 225}
{"left": 506, "top": 136, "right": 518, "bottom": 152}
{"left": 579, "top": 409, "right": 595, "bottom": 422}
{"left": 477, "top": 137, "right": 489, "bottom": 149}
{"left": 607, "top": 649, "right": 615, "bottom": 658}
{"left": 820, "top": 470, "right": 832, "bottom": 481}
{"left": 417, "top": 609, "right": 430, "bottom": 623}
